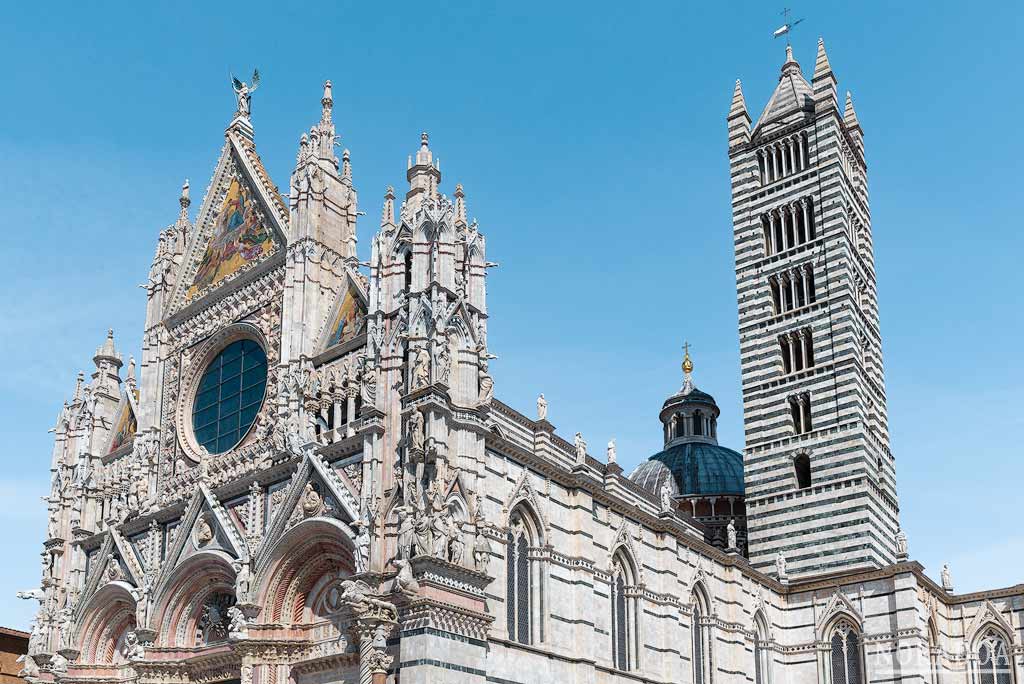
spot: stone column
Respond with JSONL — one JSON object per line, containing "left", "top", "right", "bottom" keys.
{"left": 802, "top": 268, "right": 811, "bottom": 306}
{"left": 769, "top": 212, "right": 779, "bottom": 254}
{"left": 346, "top": 388, "right": 358, "bottom": 437}
{"left": 799, "top": 134, "right": 807, "bottom": 169}
{"left": 802, "top": 331, "right": 812, "bottom": 368}
{"left": 789, "top": 270, "right": 798, "bottom": 310}
{"left": 802, "top": 199, "right": 812, "bottom": 240}
{"left": 788, "top": 333, "right": 798, "bottom": 372}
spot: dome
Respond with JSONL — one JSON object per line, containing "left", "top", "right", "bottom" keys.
{"left": 629, "top": 442, "right": 745, "bottom": 497}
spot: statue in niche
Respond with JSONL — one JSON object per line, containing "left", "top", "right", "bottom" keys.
{"left": 449, "top": 520, "right": 465, "bottom": 565}
{"left": 195, "top": 515, "right": 214, "bottom": 547}
{"left": 407, "top": 411, "right": 425, "bottom": 453}
{"left": 301, "top": 482, "right": 323, "bottom": 517}
{"left": 431, "top": 505, "right": 450, "bottom": 558}
{"left": 413, "top": 500, "right": 432, "bottom": 558}
{"left": 412, "top": 347, "right": 430, "bottom": 389}
{"left": 233, "top": 560, "right": 252, "bottom": 603}
{"left": 57, "top": 606, "right": 74, "bottom": 649}
{"left": 354, "top": 519, "right": 371, "bottom": 573}
{"left": 360, "top": 359, "right": 377, "bottom": 409}
{"left": 396, "top": 506, "right": 415, "bottom": 560}
{"left": 477, "top": 360, "right": 494, "bottom": 406}
{"left": 434, "top": 331, "right": 451, "bottom": 385}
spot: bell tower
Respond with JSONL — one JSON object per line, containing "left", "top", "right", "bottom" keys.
{"left": 728, "top": 40, "right": 899, "bottom": 578}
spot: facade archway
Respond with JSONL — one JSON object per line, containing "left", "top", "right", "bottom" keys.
{"left": 76, "top": 582, "right": 137, "bottom": 664}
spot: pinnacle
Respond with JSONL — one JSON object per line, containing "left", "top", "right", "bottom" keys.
{"left": 813, "top": 36, "right": 834, "bottom": 81}
{"left": 728, "top": 79, "right": 748, "bottom": 119}
{"left": 844, "top": 90, "right": 862, "bottom": 130}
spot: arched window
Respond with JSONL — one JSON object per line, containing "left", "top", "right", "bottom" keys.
{"left": 754, "top": 612, "right": 771, "bottom": 684}
{"left": 973, "top": 627, "right": 1012, "bottom": 684}
{"left": 692, "top": 585, "right": 712, "bottom": 684}
{"left": 794, "top": 453, "right": 812, "bottom": 489}
{"left": 829, "top": 619, "right": 863, "bottom": 684}
{"left": 506, "top": 508, "right": 542, "bottom": 645}
{"left": 693, "top": 410, "right": 704, "bottom": 436}
{"left": 927, "top": 619, "right": 941, "bottom": 684}
{"left": 610, "top": 553, "right": 639, "bottom": 671}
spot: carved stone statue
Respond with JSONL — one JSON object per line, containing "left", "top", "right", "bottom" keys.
{"left": 301, "top": 482, "right": 323, "bottom": 517}
{"left": 195, "top": 515, "right": 214, "bottom": 547}
{"left": 227, "top": 605, "right": 248, "bottom": 638}
{"left": 895, "top": 528, "right": 908, "bottom": 559}
{"left": 477, "top": 361, "right": 494, "bottom": 405}
{"left": 233, "top": 560, "right": 252, "bottom": 603}
{"left": 396, "top": 506, "right": 415, "bottom": 560}
{"left": 412, "top": 347, "right": 430, "bottom": 389}
{"left": 407, "top": 411, "right": 425, "bottom": 453}
{"left": 536, "top": 393, "right": 547, "bottom": 421}
{"left": 434, "top": 331, "right": 451, "bottom": 385}
{"left": 574, "top": 432, "right": 587, "bottom": 464}
{"left": 231, "top": 69, "right": 260, "bottom": 118}
{"left": 337, "top": 580, "right": 398, "bottom": 622}
{"left": 123, "top": 630, "right": 144, "bottom": 660}
{"left": 449, "top": 524, "right": 465, "bottom": 565}
{"left": 431, "top": 509, "right": 450, "bottom": 558}
{"left": 413, "top": 505, "right": 432, "bottom": 558}
{"left": 941, "top": 563, "right": 953, "bottom": 591}
{"left": 727, "top": 519, "right": 737, "bottom": 550}
{"left": 775, "top": 554, "right": 788, "bottom": 581}
{"left": 473, "top": 526, "right": 492, "bottom": 573}
{"left": 360, "top": 360, "right": 378, "bottom": 408}
{"left": 606, "top": 439, "right": 616, "bottom": 464}
{"left": 659, "top": 480, "right": 673, "bottom": 512}
{"left": 393, "top": 558, "right": 419, "bottom": 598}
{"left": 57, "top": 606, "right": 74, "bottom": 649}
{"left": 16, "top": 653, "right": 39, "bottom": 678}
{"left": 354, "top": 520, "right": 371, "bottom": 573}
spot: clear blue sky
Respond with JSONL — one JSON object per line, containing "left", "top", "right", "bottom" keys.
{"left": 1, "top": 1, "right": 1021, "bottom": 629}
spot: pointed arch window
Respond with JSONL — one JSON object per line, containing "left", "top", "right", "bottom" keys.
{"left": 829, "top": 620, "right": 864, "bottom": 684}
{"left": 610, "top": 553, "right": 639, "bottom": 671}
{"left": 506, "top": 509, "right": 543, "bottom": 645}
{"left": 754, "top": 612, "right": 771, "bottom": 684}
{"left": 692, "top": 586, "right": 712, "bottom": 684}
{"left": 973, "top": 628, "right": 1012, "bottom": 684}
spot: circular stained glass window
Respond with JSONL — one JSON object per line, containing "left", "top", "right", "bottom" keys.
{"left": 192, "top": 339, "right": 267, "bottom": 454}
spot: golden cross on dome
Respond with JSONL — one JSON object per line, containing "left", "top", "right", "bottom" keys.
{"left": 682, "top": 341, "right": 693, "bottom": 375}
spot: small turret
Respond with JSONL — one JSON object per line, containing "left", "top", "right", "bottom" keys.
{"left": 454, "top": 183, "right": 467, "bottom": 229}
{"left": 381, "top": 186, "right": 395, "bottom": 229}
{"left": 727, "top": 79, "right": 751, "bottom": 149}
{"left": 812, "top": 37, "right": 839, "bottom": 114}
{"left": 405, "top": 132, "right": 441, "bottom": 214}
{"left": 844, "top": 90, "right": 864, "bottom": 153}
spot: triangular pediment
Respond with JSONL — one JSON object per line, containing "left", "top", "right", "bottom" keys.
{"left": 317, "top": 268, "right": 369, "bottom": 351}
{"left": 965, "top": 599, "right": 1015, "bottom": 644}
{"left": 168, "top": 132, "right": 287, "bottom": 316}
{"left": 260, "top": 454, "right": 359, "bottom": 561}
{"left": 154, "top": 485, "right": 247, "bottom": 595}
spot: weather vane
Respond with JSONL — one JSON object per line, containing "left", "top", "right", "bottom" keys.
{"left": 773, "top": 7, "right": 804, "bottom": 45}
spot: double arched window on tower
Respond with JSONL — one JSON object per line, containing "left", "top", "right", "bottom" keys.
{"left": 610, "top": 552, "right": 639, "bottom": 671}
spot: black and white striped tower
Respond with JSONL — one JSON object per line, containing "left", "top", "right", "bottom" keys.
{"left": 728, "top": 39, "right": 899, "bottom": 578}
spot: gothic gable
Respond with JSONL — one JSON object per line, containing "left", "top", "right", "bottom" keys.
{"left": 167, "top": 132, "right": 287, "bottom": 316}
{"left": 816, "top": 590, "right": 864, "bottom": 638}
{"left": 104, "top": 390, "right": 138, "bottom": 455}
{"left": 316, "top": 269, "right": 368, "bottom": 351}
{"left": 965, "top": 599, "right": 1016, "bottom": 645}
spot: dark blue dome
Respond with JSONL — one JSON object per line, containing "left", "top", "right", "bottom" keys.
{"left": 629, "top": 442, "right": 745, "bottom": 497}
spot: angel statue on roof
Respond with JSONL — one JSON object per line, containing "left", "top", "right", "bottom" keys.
{"left": 231, "top": 69, "right": 260, "bottom": 117}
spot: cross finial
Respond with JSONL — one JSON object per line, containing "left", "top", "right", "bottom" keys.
{"left": 681, "top": 341, "right": 693, "bottom": 376}
{"left": 773, "top": 7, "right": 804, "bottom": 45}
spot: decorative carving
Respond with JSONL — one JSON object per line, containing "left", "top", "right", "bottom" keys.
{"left": 227, "top": 605, "right": 248, "bottom": 639}
{"left": 194, "top": 514, "right": 214, "bottom": 547}
{"left": 477, "top": 360, "right": 493, "bottom": 406}
{"left": 123, "top": 630, "right": 145, "bottom": 660}
{"left": 393, "top": 558, "right": 419, "bottom": 598}
{"left": 574, "top": 432, "right": 587, "bottom": 464}
{"left": 941, "top": 563, "right": 953, "bottom": 592}
{"left": 354, "top": 518, "right": 371, "bottom": 573}
{"left": 895, "top": 528, "right": 908, "bottom": 560}
{"left": 412, "top": 347, "right": 430, "bottom": 390}
{"left": 301, "top": 482, "right": 323, "bottom": 517}
{"left": 660, "top": 480, "right": 673, "bottom": 512}
{"left": 775, "top": 554, "right": 788, "bottom": 582}
{"left": 727, "top": 519, "right": 737, "bottom": 550}
{"left": 606, "top": 438, "right": 616, "bottom": 464}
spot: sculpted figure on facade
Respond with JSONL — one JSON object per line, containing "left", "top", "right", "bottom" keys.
{"left": 727, "top": 518, "right": 737, "bottom": 550}
{"left": 434, "top": 330, "right": 451, "bottom": 385}
{"left": 360, "top": 358, "right": 377, "bottom": 410}
{"left": 659, "top": 480, "right": 673, "bottom": 512}
{"left": 941, "top": 562, "right": 953, "bottom": 591}
{"left": 412, "top": 346, "right": 430, "bottom": 389}
{"left": 227, "top": 605, "right": 248, "bottom": 638}
{"left": 606, "top": 438, "right": 616, "bottom": 464}
{"left": 895, "top": 528, "right": 908, "bottom": 559}
{"left": 536, "top": 392, "right": 547, "bottom": 421}
{"left": 123, "top": 630, "right": 145, "bottom": 661}
{"left": 395, "top": 506, "right": 414, "bottom": 560}
{"left": 477, "top": 360, "right": 494, "bottom": 406}
{"left": 233, "top": 560, "right": 252, "bottom": 603}
{"left": 407, "top": 411, "right": 425, "bottom": 454}
{"left": 230, "top": 69, "right": 260, "bottom": 118}
{"left": 354, "top": 518, "right": 371, "bottom": 573}
{"left": 574, "top": 432, "right": 587, "bottom": 464}
{"left": 393, "top": 558, "right": 419, "bottom": 598}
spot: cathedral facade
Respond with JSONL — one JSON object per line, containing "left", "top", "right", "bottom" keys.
{"left": 19, "top": 40, "right": 1022, "bottom": 684}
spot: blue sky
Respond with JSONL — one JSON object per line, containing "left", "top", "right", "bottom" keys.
{"left": 1, "top": 1, "right": 1021, "bottom": 628}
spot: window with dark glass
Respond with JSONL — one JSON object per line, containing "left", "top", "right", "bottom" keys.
{"left": 192, "top": 339, "right": 267, "bottom": 454}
